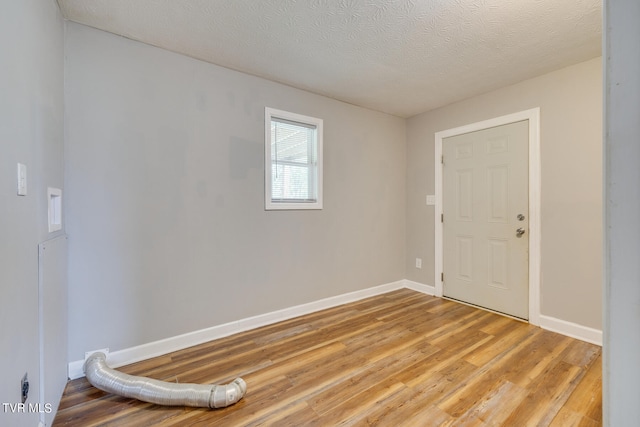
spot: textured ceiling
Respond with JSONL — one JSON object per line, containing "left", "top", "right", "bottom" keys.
{"left": 57, "top": 0, "right": 602, "bottom": 118}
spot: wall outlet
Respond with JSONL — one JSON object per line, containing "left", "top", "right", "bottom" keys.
{"left": 17, "top": 163, "right": 27, "bottom": 196}
{"left": 21, "top": 372, "right": 29, "bottom": 403}
{"left": 47, "top": 187, "right": 62, "bottom": 232}
{"left": 426, "top": 195, "right": 436, "bottom": 205}
{"left": 415, "top": 258, "right": 422, "bottom": 269}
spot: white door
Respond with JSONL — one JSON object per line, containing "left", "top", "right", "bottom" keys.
{"left": 443, "top": 120, "right": 529, "bottom": 319}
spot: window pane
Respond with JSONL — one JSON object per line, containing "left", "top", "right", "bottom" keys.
{"left": 265, "top": 107, "right": 322, "bottom": 210}
{"left": 271, "top": 119, "right": 316, "bottom": 202}
{"left": 272, "top": 163, "right": 313, "bottom": 201}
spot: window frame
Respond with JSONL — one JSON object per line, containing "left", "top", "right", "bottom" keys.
{"left": 265, "top": 107, "right": 323, "bottom": 210}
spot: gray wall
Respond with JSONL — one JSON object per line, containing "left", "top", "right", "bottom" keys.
{"left": 406, "top": 58, "right": 602, "bottom": 329}
{"left": 64, "top": 23, "right": 407, "bottom": 359}
{"left": 0, "top": 0, "right": 65, "bottom": 425}
{"left": 6, "top": 3, "right": 636, "bottom": 423}
{"left": 603, "top": 0, "right": 640, "bottom": 424}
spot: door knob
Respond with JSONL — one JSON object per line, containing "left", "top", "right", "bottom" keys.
{"left": 516, "top": 228, "right": 526, "bottom": 238}
{"left": 517, "top": 214, "right": 525, "bottom": 221}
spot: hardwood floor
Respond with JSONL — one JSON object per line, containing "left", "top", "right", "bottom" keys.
{"left": 54, "top": 289, "right": 602, "bottom": 426}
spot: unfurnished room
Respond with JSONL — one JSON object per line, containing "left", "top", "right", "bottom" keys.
{"left": 2, "top": 1, "right": 639, "bottom": 426}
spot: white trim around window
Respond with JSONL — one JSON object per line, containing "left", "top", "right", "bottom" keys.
{"left": 265, "top": 107, "right": 323, "bottom": 210}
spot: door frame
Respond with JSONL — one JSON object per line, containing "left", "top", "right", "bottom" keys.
{"left": 434, "top": 108, "right": 541, "bottom": 325}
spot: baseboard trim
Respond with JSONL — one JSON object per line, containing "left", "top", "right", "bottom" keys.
{"left": 68, "top": 280, "right": 407, "bottom": 379}
{"left": 68, "top": 280, "right": 600, "bottom": 379}
{"left": 402, "top": 279, "right": 436, "bottom": 296}
{"left": 539, "top": 314, "right": 602, "bottom": 346}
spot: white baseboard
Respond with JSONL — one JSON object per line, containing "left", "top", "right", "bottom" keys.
{"left": 402, "top": 279, "right": 436, "bottom": 296}
{"left": 68, "top": 280, "right": 601, "bottom": 379}
{"left": 404, "top": 279, "right": 602, "bottom": 346}
{"left": 539, "top": 314, "right": 602, "bottom": 346}
{"left": 69, "top": 280, "right": 406, "bottom": 379}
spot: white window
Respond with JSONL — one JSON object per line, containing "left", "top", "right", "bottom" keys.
{"left": 265, "top": 108, "right": 323, "bottom": 210}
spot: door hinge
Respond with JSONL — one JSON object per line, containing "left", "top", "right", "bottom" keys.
{"left": 441, "top": 213, "right": 444, "bottom": 223}
{"left": 441, "top": 155, "right": 444, "bottom": 165}
{"left": 441, "top": 272, "right": 444, "bottom": 282}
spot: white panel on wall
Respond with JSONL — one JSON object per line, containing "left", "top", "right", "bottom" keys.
{"left": 39, "top": 235, "right": 68, "bottom": 425}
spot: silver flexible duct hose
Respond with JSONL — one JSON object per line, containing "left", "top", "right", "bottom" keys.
{"left": 83, "top": 352, "right": 247, "bottom": 408}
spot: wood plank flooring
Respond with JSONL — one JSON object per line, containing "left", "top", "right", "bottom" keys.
{"left": 54, "top": 289, "right": 602, "bottom": 426}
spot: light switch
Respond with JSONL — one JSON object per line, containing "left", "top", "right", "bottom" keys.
{"left": 426, "top": 195, "right": 436, "bottom": 205}
{"left": 17, "top": 163, "right": 27, "bottom": 196}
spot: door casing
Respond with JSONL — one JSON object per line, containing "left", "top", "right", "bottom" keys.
{"left": 434, "top": 108, "right": 541, "bottom": 325}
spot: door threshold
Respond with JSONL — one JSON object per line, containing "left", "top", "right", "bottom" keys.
{"left": 442, "top": 296, "right": 529, "bottom": 323}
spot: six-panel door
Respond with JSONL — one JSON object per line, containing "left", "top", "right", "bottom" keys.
{"left": 443, "top": 120, "right": 529, "bottom": 319}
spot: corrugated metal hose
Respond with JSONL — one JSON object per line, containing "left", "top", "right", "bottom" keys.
{"left": 83, "top": 352, "right": 247, "bottom": 408}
